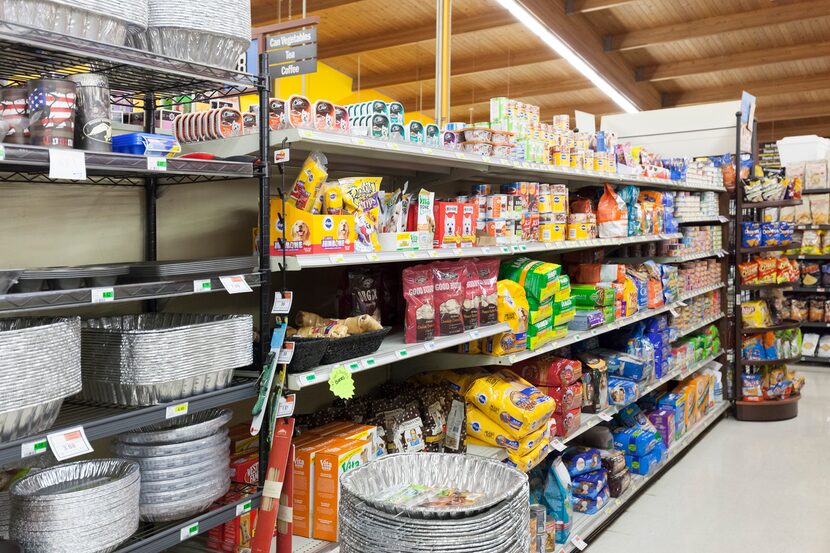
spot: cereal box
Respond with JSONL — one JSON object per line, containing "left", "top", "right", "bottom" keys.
{"left": 312, "top": 438, "right": 373, "bottom": 541}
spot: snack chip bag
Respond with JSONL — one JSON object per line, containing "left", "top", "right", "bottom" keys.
{"left": 741, "top": 300, "right": 772, "bottom": 329}
{"left": 738, "top": 261, "right": 759, "bottom": 285}
{"left": 287, "top": 151, "right": 328, "bottom": 211}
{"left": 465, "top": 369, "right": 556, "bottom": 438}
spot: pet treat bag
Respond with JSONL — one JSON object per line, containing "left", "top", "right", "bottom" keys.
{"left": 402, "top": 265, "right": 435, "bottom": 343}
{"left": 433, "top": 262, "right": 466, "bottom": 336}
{"left": 465, "top": 369, "right": 555, "bottom": 438}
{"left": 340, "top": 176, "right": 382, "bottom": 251}
{"left": 500, "top": 257, "right": 562, "bottom": 304}
{"left": 348, "top": 268, "right": 382, "bottom": 322}
{"left": 461, "top": 260, "right": 481, "bottom": 330}
{"left": 477, "top": 259, "right": 500, "bottom": 326}
{"left": 288, "top": 151, "right": 328, "bottom": 212}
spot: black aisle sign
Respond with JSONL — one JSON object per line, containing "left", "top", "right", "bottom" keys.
{"left": 267, "top": 27, "right": 318, "bottom": 78}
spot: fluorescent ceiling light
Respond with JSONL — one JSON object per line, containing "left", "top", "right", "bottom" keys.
{"left": 495, "top": 0, "right": 640, "bottom": 114}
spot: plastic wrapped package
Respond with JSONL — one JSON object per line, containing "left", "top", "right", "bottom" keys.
{"left": 541, "top": 458, "right": 572, "bottom": 546}
{"left": 465, "top": 370, "right": 555, "bottom": 439}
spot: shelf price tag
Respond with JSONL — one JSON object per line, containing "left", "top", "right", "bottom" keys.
{"left": 21, "top": 439, "right": 48, "bottom": 459}
{"left": 299, "top": 129, "right": 314, "bottom": 139}
{"left": 278, "top": 342, "right": 295, "bottom": 364}
{"left": 351, "top": 137, "right": 367, "bottom": 146}
{"left": 219, "top": 275, "right": 252, "bottom": 294}
{"left": 455, "top": 152, "right": 466, "bottom": 159}
{"left": 481, "top": 247, "right": 492, "bottom": 254}
{"left": 453, "top": 248, "right": 464, "bottom": 256}
{"left": 180, "top": 523, "right": 199, "bottom": 541}
{"left": 394, "top": 349, "right": 410, "bottom": 360}
{"left": 277, "top": 394, "right": 296, "bottom": 418}
{"left": 421, "top": 147, "right": 434, "bottom": 155}
{"left": 193, "top": 279, "right": 212, "bottom": 293}
{"left": 571, "top": 534, "right": 588, "bottom": 551}
{"left": 236, "top": 500, "right": 253, "bottom": 516}
{"left": 598, "top": 411, "right": 614, "bottom": 422}
{"left": 272, "top": 291, "right": 294, "bottom": 314}
{"left": 366, "top": 253, "right": 379, "bottom": 261}
{"left": 550, "top": 438, "right": 567, "bottom": 452}
{"left": 0, "top": 145, "right": 5, "bottom": 161}
{"left": 361, "top": 357, "right": 377, "bottom": 369}
{"left": 49, "top": 149, "right": 86, "bottom": 180}
{"left": 147, "top": 157, "right": 168, "bottom": 171}
{"left": 165, "top": 402, "right": 189, "bottom": 419}
{"left": 468, "top": 329, "right": 481, "bottom": 339}
{"left": 90, "top": 287, "right": 115, "bottom": 303}
{"left": 423, "top": 341, "right": 437, "bottom": 352}
{"left": 47, "top": 426, "right": 93, "bottom": 461}
{"left": 388, "top": 142, "right": 401, "bottom": 151}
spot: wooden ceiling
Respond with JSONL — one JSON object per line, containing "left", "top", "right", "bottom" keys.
{"left": 253, "top": 0, "right": 830, "bottom": 141}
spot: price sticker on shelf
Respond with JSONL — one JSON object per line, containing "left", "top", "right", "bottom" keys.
{"left": 299, "top": 129, "right": 314, "bottom": 139}
{"left": 551, "top": 438, "right": 567, "bottom": 452}
{"left": 500, "top": 246, "right": 511, "bottom": 254}
{"left": 21, "top": 439, "right": 48, "bottom": 459}
{"left": 570, "top": 534, "right": 588, "bottom": 551}
{"left": 512, "top": 160, "right": 521, "bottom": 168}
{"left": 394, "top": 349, "right": 410, "bottom": 360}
{"left": 361, "top": 357, "right": 377, "bottom": 369}
{"left": 421, "top": 148, "right": 434, "bottom": 155}
{"left": 404, "top": 251, "right": 418, "bottom": 259}
{"left": 278, "top": 342, "right": 295, "bottom": 364}
{"left": 220, "top": 275, "right": 252, "bottom": 294}
{"left": 49, "top": 148, "right": 86, "bottom": 180}
{"left": 423, "top": 341, "right": 437, "bottom": 352}
{"left": 455, "top": 152, "right": 466, "bottom": 160}
{"left": 90, "top": 287, "right": 115, "bottom": 303}
{"left": 165, "top": 402, "right": 189, "bottom": 419}
{"left": 453, "top": 248, "right": 464, "bottom": 256}
{"left": 236, "top": 500, "right": 253, "bottom": 517}
{"left": 481, "top": 247, "right": 492, "bottom": 254}
{"left": 193, "top": 279, "right": 212, "bottom": 293}
{"left": 427, "top": 250, "right": 439, "bottom": 258}
{"left": 347, "top": 361, "right": 361, "bottom": 372}
{"left": 272, "top": 291, "right": 294, "bottom": 314}
{"left": 277, "top": 394, "right": 296, "bottom": 418}
{"left": 180, "top": 523, "right": 199, "bottom": 541}
{"left": 351, "top": 137, "right": 367, "bottom": 146}
{"left": 304, "top": 373, "right": 317, "bottom": 383}
{"left": 598, "top": 411, "right": 614, "bottom": 422}
{"left": 0, "top": 145, "right": 5, "bottom": 161}
{"left": 329, "top": 254, "right": 346, "bottom": 264}
{"left": 366, "top": 253, "right": 379, "bottom": 261}
{"left": 47, "top": 426, "right": 93, "bottom": 461}
{"left": 511, "top": 245, "right": 521, "bottom": 252}
{"left": 147, "top": 157, "right": 168, "bottom": 171}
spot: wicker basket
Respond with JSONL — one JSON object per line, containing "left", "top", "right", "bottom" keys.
{"left": 319, "top": 327, "right": 391, "bottom": 365}
{"left": 286, "top": 337, "right": 329, "bottom": 374}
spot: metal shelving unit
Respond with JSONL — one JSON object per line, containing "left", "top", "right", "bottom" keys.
{"left": 0, "top": 22, "right": 271, "bottom": 552}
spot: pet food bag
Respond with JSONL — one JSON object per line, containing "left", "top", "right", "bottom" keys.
{"left": 572, "top": 469, "right": 608, "bottom": 500}
{"left": 514, "top": 356, "right": 583, "bottom": 387}
{"left": 500, "top": 257, "right": 562, "bottom": 305}
{"left": 607, "top": 375, "right": 638, "bottom": 406}
{"left": 562, "top": 447, "right": 602, "bottom": 477}
{"left": 340, "top": 176, "right": 382, "bottom": 252}
{"left": 476, "top": 259, "right": 500, "bottom": 326}
{"left": 288, "top": 151, "right": 328, "bottom": 211}
{"left": 402, "top": 265, "right": 435, "bottom": 343}
{"left": 466, "top": 404, "right": 549, "bottom": 456}
{"left": 597, "top": 184, "right": 628, "bottom": 238}
{"left": 551, "top": 407, "right": 581, "bottom": 437}
{"left": 542, "top": 458, "right": 573, "bottom": 546}
{"left": 432, "top": 262, "right": 466, "bottom": 337}
{"left": 465, "top": 369, "right": 555, "bottom": 438}
{"left": 505, "top": 438, "right": 551, "bottom": 472}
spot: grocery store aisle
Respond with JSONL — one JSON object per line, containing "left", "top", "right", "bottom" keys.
{"left": 590, "top": 367, "right": 830, "bottom": 553}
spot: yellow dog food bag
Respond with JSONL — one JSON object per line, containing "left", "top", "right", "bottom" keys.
{"left": 506, "top": 437, "right": 551, "bottom": 472}
{"left": 465, "top": 369, "right": 556, "bottom": 439}
{"left": 466, "top": 404, "right": 549, "bottom": 455}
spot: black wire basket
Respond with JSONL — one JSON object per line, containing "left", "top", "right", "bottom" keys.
{"left": 319, "top": 327, "right": 392, "bottom": 365}
{"left": 286, "top": 336, "right": 330, "bottom": 374}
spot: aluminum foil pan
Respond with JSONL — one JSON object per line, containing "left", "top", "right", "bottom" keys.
{"left": 0, "top": 398, "right": 63, "bottom": 445}
{"left": 9, "top": 459, "right": 139, "bottom": 553}
{"left": 139, "top": 473, "right": 230, "bottom": 522}
{"left": 77, "top": 368, "right": 235, "bottom": 406}
{"left": 114, "top": 428, "right": 228, "bottom": 458}
{"left": 145, "top": 0, "right": 249, "bottom": 37}
{"left": 340, "top": 453, "right": 528, "bottom": 519}
{"left": 138, "top": 450, "right": 229, "bottom": 482}
{"left": 119, "top": 408, "right": 233, "bottom": 445}
{"left": 119, "top": 437, "right": 230, "bottom": 471}
{"left": 128, "top": 28, "right": 250, "bottom": 70}
{"left": 139, "top": 465, "right": 228, "bottom": 494}
{"left": 0, "top": 0, "right": 145, "bottom": 46}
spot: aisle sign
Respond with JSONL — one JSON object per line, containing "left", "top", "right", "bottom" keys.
{"left": 267, "top": 25, "right": 318, "bottom": 78}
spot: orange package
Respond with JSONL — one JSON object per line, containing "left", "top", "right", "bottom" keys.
{"left": 570, "top": 263, "right": 602, "bottom": 284}
{"left": 312, "top": 438, "right": 373, "bottom": 542}
{"left": 597, "top": 184, "right": 628, "bottom": 238}
{"left": 776, "top": 258, "right": 792, "bottom": 284}
{"left": 647, "top": 277, "right": 664, "bottom": 308}
{"left": 293, "top": 437, "right": 340, "bottom": 538}
{"left": 756, "top": 258, "right": 777, "bottom": 284}
{"left": 738, "top": 261, "right": 759, "bottom": 285}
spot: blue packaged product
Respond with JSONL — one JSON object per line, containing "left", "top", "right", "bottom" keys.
{"left": 112, "top": 133, "right": 180, "bottom": 156}
{"left": 571, "top": 485, "right": 610, "bottom": 514}
{"left": 612, "top": 426, "right": 658, "bottom": 457}
{"left": 599, "top": 348, "right": 647, "bottom": 381}
{"left": 562, "top": 447, "right": 602, "bottom": 477}
{"left": 653, "top": 440, "right": 668, "bottom": 463}
{"left": 608, "top": 375, "right": 638, "bottom": 406}
{"left": 626, "top": 449, "right": 659, "bottom": 475}
{"left": 657, "top": 392, "right": 687, "bottom": 438}
{"left": 761, "top": 222, "right": 780, "bottom": 246}
{"left": 542, "top": 458, "right": 573, "bottom": 545}
{"left": 779, "top": 222, "right": 794, "bottom": 244}
{"left": 741, "top": 222, "right": 762, "bottom": 248}
{"left": 617, "top": 404, "right": 658, "bottom": 434}
{"left": 572, "top": 469, "right": 608, "bottom": 500}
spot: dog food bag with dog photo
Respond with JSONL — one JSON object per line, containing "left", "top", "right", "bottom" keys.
{"left": 465, "top": 369, "right": 556, "bottom": 439}
{"left": 288, "top": 151, "right": 328, "bottom": 212}
{"left": 466, "top": 404, "right": 548, "bottom": 455}
{"left": 402, "top": 265, "right": 435, "bottom": 343}
{"left": 461, "top": 260, "right": 481, "bottom": 330}
{"left": 562, "top": 447, "right": 602, "bottom": 477}
{"left": 432, "top": 261, "right": 466, "bottom": 336}
{"left": 476, "top": 259, "right": 500, "bottom": 326}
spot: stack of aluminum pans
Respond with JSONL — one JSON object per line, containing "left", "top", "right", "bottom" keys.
{"left": 115, "top": 409, "right": 231, "bottom": 521}
{"left": 80, "top": 313, "right": 252, "bottom": 406}
{"left": 9, "top": 459, "right": 140, "bottom": 552}
{"left": 129, "top": 0, "right": 250, "bottom": 69}
{"left": 339, "top": 453, "right": 530, "bottom": 553}
{"left": 0, "top": 317, "right": 82, "bottom": 443}
{"left": 125, "top": 256, "right": 257, "bottom": 281}
{"left": 0, "top": 489, "right": 8, "bottom": 539}
{"left": 14, "top": 265, "right": 129, "bottom": 292}
{"left": 0, "top": 0, "right": 148, "bottom": 45}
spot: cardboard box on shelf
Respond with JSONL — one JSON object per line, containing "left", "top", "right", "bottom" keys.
{"left": 270, "top": 198, "right": 357, "bottom": 256}
{"left": 312, "top": 438, "right": 373, "bottom": 542}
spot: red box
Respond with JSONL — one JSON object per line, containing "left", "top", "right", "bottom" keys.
{"left": 231, "top": 453, "right": 259, "bottom": 485}
{"left": 460, "top": 202, "right": 479, "bottom": 247}
{"left": 433, "top": 201, "right": 461, "bottom": 248}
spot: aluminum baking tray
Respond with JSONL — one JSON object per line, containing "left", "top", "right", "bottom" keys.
{"left": 124, "top": 256, "right": 257, "bottom": 279}
{"left": 139, "top": 464, "right": 228, "bottom": 494}
{"left": 0, "top": 398, "right": 63, "bottom": 445}
{"left": 138, "top": 450, "right": 229, "bottom": 482}
{"left": 119, "top": 437, "right": 230, "bottom": 471}
{"left": 139, "top": 473, "right": 230, "bottom": 522}
{"left": 340, "top": 453, "right": 527, "bottom": 519}
{"left": 114, "top": 428, "right": 228, "bottom": 458}
{"left": 120, "top": 408, "right": 232, "bottom": 445}
{"left": 77, "top": 368, "right": 235, "bottom": 406}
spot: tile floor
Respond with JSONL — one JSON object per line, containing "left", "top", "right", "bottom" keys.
{"left": 589, "top": 365, "right": 830, "bottom": 553}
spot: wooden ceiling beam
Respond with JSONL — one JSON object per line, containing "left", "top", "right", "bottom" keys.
{"left": 638, "top": 40, "right": 830, "bottom": 82}
{"left": 757, "top": 102, "right": 830, "bottom": 123}
{"left": 318, "top": 8, "right": 513, "bottom": 59}
{"left": 663, "top": 73, "right": 830, "bottom": 107}
{"left": 401, "top": 78, "right": 592, "bottom": 113}
{"left": 356, "top": 49, "right": 561, "bottom": 91}
{"left": 565, "top": 0, "right": 638, "bottom": 14}
{"left": 251, "top": 0, "right": 366, "bottom": 25}
{"left": 606, "top": 0, "right": 830, "bottom": 51}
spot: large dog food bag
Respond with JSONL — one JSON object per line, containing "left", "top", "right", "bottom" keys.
{"left": 465, "top": 369, "right": 555, "bottom": 438}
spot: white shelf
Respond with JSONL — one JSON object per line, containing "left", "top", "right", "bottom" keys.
{"left": 273, "top": 234, "right": 683, "bottom": 271}
{"left": 561, "top": 401, "right": 730, "bottom": 553}
{"left": 676, "top": 282, "right": 724, "bottom": 302}
{"left": 467, "top": 352, "right": 723, "bottom": 463}
{"left": 190, "top": 128, "right": 725, "bottom": 192}
{"left": 285, "top": 322, "right": 511, "bottom": 390}
{"left": 292, "top": 536, "right": 339, "bottom": 553}
{"left": 675, "top": 215, "right": 729, "bottom": 224}
{"left": 671, "top": 312, "right": 725, "bottom": 342}
{"left": 612, "top": 249, "right": 727, "bottom": 264}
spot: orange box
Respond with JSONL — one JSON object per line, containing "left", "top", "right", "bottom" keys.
{"left": 313, "top": 422, "right": 384, "bottom": 460}
{"left": 307, "top": 421, "right": 355, "bottom": 437}
{"left": 270, "top": 198, "right": 356, "bottom": 256}
{"left": 292, "top": 437, "right": 340, "bottom": 538}
{"left": 312, "top": 438, "right": 373, "bottom": 542}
